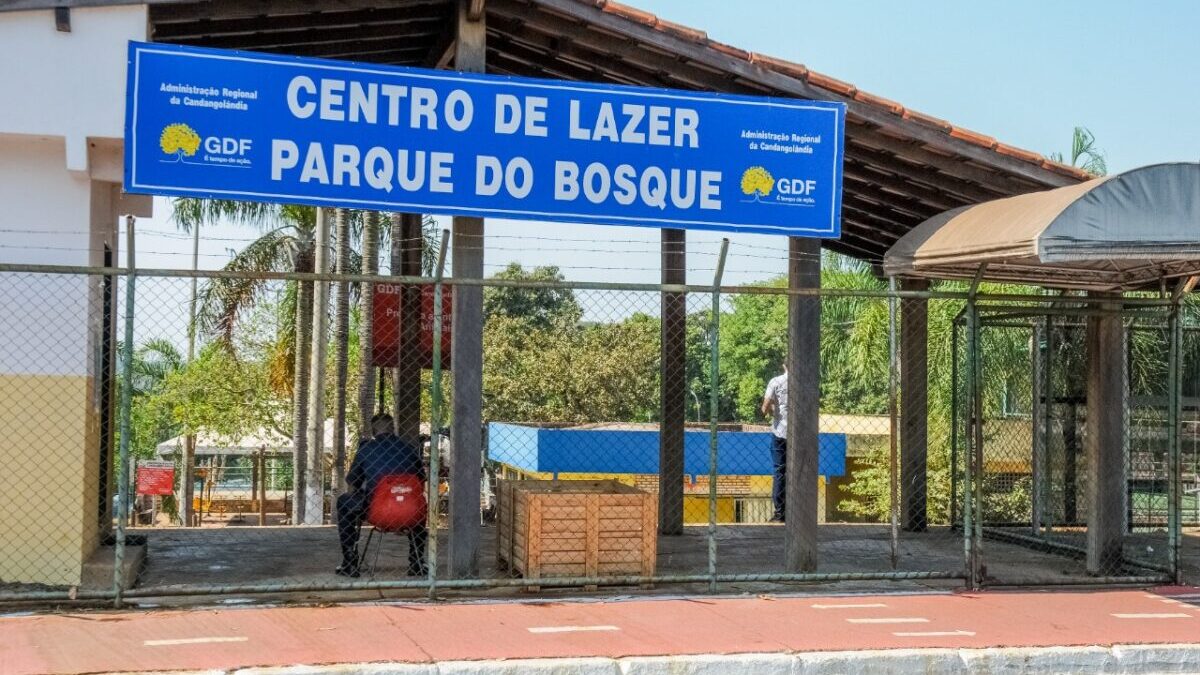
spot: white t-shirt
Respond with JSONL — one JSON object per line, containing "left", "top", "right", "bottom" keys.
{"left": 764, "top": 373, "right": 788, "bottom": 439}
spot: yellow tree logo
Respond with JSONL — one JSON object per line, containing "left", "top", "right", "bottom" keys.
{"left": 159, "top": 123, "right": 201, "bottom": 162}
{"left": 740, "top": 166, "right": 775, "bottom": 201}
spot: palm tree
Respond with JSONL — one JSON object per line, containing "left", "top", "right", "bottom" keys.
{"left": 357, "top": 211, "right": 381, "bottom": 436}
{"left": 331, "top": 208, "right": 352, "bottom": 498}
{"left": 128, "top": 338, "right": 185, "bottom": 396}
{"left": 172, "top": 198, "right": 318, "bottom": 522}
{"left": 1050, "top": 126, "right": 1108, "bottom": 176}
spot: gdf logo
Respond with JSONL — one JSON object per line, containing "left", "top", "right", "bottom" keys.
{"left": 158, "top": 122, "right": 253, "bottom": 168}
{"left": 777, "top": 178, "right": 818, "bottom": 196}
{"left": 204, "top": 136, "right": 253, "bottom": 157}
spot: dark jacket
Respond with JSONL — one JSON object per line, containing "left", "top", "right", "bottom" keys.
{"left": 347, "top": 432, "right": 425, "bottom": 495}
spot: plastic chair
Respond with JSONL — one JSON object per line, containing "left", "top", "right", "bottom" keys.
{"left": 358, "top": 474, "right": 427, "bottom": 574}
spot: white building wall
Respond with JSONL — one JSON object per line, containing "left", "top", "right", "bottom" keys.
{"left": 0, "top": 5, "right": 151, "bottom": 587}
{"left": 0, "top": 4, "right": 148, "bottom": 172}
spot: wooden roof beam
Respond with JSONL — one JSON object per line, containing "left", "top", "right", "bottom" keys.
{"left": 178, "top": 16, "right": 444, "bottom": 50}
{"left": 489, "top": 2, "right": 750, "bottom": 93}
{"left": 842, "top": 175, "right": 944, "bottom": 221}
{"left": 423, "top": 21, "right": 458, "bottom": 68}
{"left": 259, "top": 42, "right": 429, "bottom": 61}
{"left": 826, "top": 227, "right": 890, "bottom": 262}
{"left": 842, "top": 163, "right": 967, "bottom": 213}
{"left": 841, "top": 202, "right": 913, "bottom": 239}
{"left": 489, "top": 26, "right": 682, "bottom": 88}
{"left": 842, "top": 145, "right": 1003, "bottom": 204}
{"left": 153, "top": 4, "right": 449, "bottom": 40}
{"left": 848, "top": 126, "right": 1047, "bottom": 195}
{"left": 151, "top": 0, "right": 447, "bottom": 24}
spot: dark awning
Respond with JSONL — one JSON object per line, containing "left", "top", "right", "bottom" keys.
{"left": 884, "top": 163, "right": 1200, "bottom": 290}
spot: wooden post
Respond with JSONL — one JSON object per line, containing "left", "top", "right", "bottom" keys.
{"left": 900, "top": 277, "right": 929, "bottom": 532}
{"left": 659, "top": 228, "right": 686, "bottom": 535}
{"left": 1086, "top": 294, "right": 1126, "bottom": 574}
{"left": 785, "top": 237, "right": 820, "bottom": 572}
{"left": 448, "top": 0, "right": 485, "bottom": 578}
{"left": 393, "top": 213, "right": 425, "bottom": 451}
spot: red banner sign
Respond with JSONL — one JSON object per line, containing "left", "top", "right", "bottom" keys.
{"left": 371, "top": 283, "right": 452, "bottom": 369}
{"left": 136, "top": 460, "right": 175, "bottom": 496}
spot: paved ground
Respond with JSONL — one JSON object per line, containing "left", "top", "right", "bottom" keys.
{"left": 130, "top": 523, "right": 1197, "bottom": 597}
{"left": 4, "top": 587, "right": 1199, "bottom": 674}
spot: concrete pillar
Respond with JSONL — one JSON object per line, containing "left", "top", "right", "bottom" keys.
{"left": 900, "top": 277, "right": 929, "bottom": 532}
{"left": 392, "top": 213, "right": 424, "bottom": 452}
{"left": 659, "top": 229, "right": 686, "bottom": 535}
{"left": 785, "top": 237, "right": 820, "bottom": 572}
{"left": 448, "top": 0, "right": 485, "bottom": 578}
{"left": 1086, "top": 295, "right": 1126, "bottom": 574}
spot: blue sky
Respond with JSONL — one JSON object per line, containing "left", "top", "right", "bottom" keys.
{"left": 131, "top": 1, "right": 1200, "bottom": 289}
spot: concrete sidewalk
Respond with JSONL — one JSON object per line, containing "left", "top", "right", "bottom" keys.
{"left": 3, "top": 587, "right": 1199, "bottom": 674}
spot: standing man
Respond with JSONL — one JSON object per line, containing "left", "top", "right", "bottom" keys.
{"left": 336, "top": 413, "right": 428, "bottom": 578}
{"left": 762, "top": 364, "right": 788, "bottom": 523}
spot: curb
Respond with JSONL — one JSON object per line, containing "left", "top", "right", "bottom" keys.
{"left": 211, "top": 644, "right": 1200, "bottom": 675}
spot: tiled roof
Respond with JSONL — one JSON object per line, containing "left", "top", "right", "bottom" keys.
{"left": 587, "top": 0, "right": 1093, "bottom": 182}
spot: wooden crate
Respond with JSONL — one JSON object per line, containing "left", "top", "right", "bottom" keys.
{"left": 497, "top": 480, "right": 656, "bottom": 587}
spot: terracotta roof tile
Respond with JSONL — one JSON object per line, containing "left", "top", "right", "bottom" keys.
{"left": 806, "top": 71, "right": 857, "bottom": 97}
{"left": 602, "top": 1, "right": 657, "bottom": 27}
{"left": 949, "top": 126, "right": 998, "bottom": 150}
{"left": 853, "top": 91, "right": 904, "bottom": 116}
{"left": 1041, "top": 159, "right": 1095, "bottom": 180}
{"left": 656, "top": 18, "right": 707, "bottom": 43}
{"left": 901, "top": 109, "right": 953, "bottom": 133}
{"left": 994, "top": 142, "right": 1045, "bottom": 165}
{"left": 748, "top": 52, "right": 809, "bottom": 80}
{"left": 706, "top": 39, "right": 751, "bottom": 62}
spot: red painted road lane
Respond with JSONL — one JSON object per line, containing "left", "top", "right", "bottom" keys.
{"left": 3, "top": 588, "right": 1198, "bottom": 675}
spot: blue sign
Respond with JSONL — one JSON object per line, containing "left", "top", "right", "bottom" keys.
{"left": 488, "top": 423, "right": 847, "bottom": 478}
{"left": 125, "top": 42, "right": 845, "bottom": 237}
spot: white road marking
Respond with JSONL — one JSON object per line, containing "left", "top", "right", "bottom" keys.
{"left": 846, "top": 617, "right": 929, "bottom": 624}
{"left": 527, "top": 625, "right": 621, "bottom": 634}
{"left": 893, "top": 630, "right": 976, "bottom": 637}
{"left": 144, "top": 637, "right": 248, "bottom": 647}
{"left": 1111, "top": 613, "right": 1192, "bottom": 619}
{"left": 811, "top": 603, "right": 887, "bottom": 609}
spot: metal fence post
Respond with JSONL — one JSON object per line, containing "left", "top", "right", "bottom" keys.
{"left": 1167, "top": 291, "right": 1184, "bottom": 584}
{"left": 1041, "top": 315, "right": 1054, "bottom": 536}
{"left": 707, "top": 239, "right": 728, "bottom": 592}
{"left": 427, "top": 229, "right": 450, "bottom": 600}
{"left": 113, "top": 216, "right": 136, "bottom": 608}
{"left": 964, "top": 302, "right": 980, "bottom": 589}
{"left": 950, "top": 320, "right": 959, "bottom": 529}
{"left": 888, "top": 276, "right": 899, "bottom": 570}
{"left": 964, "top": 267, "right": 985, "bottom": 589}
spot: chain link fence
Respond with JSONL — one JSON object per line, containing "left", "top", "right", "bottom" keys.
{"left": 0, "top": 260, "right": 1194, "bottom": 606}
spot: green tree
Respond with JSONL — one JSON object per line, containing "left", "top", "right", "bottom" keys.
{"left": 120, "top": 339, "right": 185, "bottom": 462}
{"left": 484, "top": 263, "right": 583, "bottom": 328}
{"left": 173, "top": 198, "right": 320, "bottom": 521}
{"left": 482, "top": 304, "right": 658, "bottom": 424}
{"left": 1049, "top": 126, "right": 1107, "bottom": 176}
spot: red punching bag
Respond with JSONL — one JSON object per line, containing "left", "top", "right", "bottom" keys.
{"left": 367, "top": 474, "right": 427, "bottom": 532}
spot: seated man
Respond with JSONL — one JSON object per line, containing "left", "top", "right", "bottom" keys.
{"left": 336, "top": 412, "right": 428, "bottom": 578}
